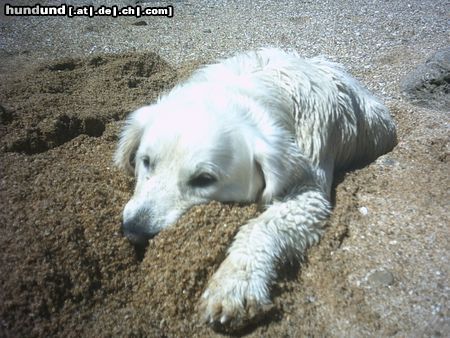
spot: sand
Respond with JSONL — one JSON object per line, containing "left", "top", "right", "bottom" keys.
{"left": 0, "top": 1, "right": 448, "bottom": 337}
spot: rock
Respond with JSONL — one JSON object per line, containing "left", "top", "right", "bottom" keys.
{"left": 358, "top": 206, "right": 369, "bottom": 216}
{"left": 132, "top": 20, "right": 148, "bottom": 26}
{"left": 401, "top": 48, "right": 450, "bottom": 111}
{"left": 376, "top": 155, "right": 400, "bottom": 167}
{"left": 0, "top": 104, "right": 14, "bottom": 125}
{"left": 368, "top": 270, "right": 395, "bottom": 287}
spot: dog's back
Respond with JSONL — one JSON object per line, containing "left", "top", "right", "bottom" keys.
{"left": 191, "top": 48, "right": 397, "bottom": 173}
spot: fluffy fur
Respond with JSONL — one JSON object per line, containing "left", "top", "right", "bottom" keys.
{"left": 114, "top": 48, "right": 396, "bottom": 329}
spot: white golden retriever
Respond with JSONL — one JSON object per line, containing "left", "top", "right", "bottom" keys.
{"left": 114, "top": 48, "right": 396, "bottom": 329}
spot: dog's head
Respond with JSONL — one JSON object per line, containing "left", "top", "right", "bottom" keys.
{"left": 115, "top": 90, "right": 265, "bottom": 245}
{"left": 114, "top": 84, "right": 309, "bottom": 245}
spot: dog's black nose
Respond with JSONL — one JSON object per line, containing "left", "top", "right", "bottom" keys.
{"left": 121, "top": 219, "right": 154, "bottom": 246}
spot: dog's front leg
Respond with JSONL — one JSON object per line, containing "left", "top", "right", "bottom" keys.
{"left": 199, "top": 188, "right": 331, "bottom": 329}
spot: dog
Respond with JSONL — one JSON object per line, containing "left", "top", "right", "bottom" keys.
{"left": 114, "top": 48, "right": 397, "bottom": 329}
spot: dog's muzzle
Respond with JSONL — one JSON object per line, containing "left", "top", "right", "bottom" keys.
{"left": 121, "top": 208, "right": 155, "bottom": 246}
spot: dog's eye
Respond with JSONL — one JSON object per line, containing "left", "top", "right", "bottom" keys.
{"left": 142, "top": 156, "right": 150, "bottom": 169}
{"left": 189, "top": 173, "right": 217, "bottom": 188}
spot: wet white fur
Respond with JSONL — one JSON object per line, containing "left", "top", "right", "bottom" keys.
{"left": 114, "top": 48, "right": 396, "bottom": 328}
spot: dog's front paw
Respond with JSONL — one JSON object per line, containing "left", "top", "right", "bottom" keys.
{"left": 199, "top": 256, "right": 273, "bottom": 330}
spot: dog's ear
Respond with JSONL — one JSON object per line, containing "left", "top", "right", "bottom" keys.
{"left": 253, "top": 137, "right": 312, "bottom": 204}
{"left": 114, "top": 106, "right": 154, "bottom": 175}
{"left": 253, "top": 138, "right": 285, "bottom": 204}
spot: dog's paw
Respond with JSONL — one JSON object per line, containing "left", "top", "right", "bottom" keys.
{"left": 198, "top": 257, "right": 273, "bottom": 330}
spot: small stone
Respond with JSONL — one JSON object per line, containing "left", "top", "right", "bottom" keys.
{"left": 377, "top": 156, "right": 399, "bottom": 167}
{"left": 132, "top": 20, "right": 148, "bottom": 26}
{"left": 368, "top": 270, "right": 394, "bottom": 287}
{"left": 358, "top": 206, "right": 369, "bottom": 216}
